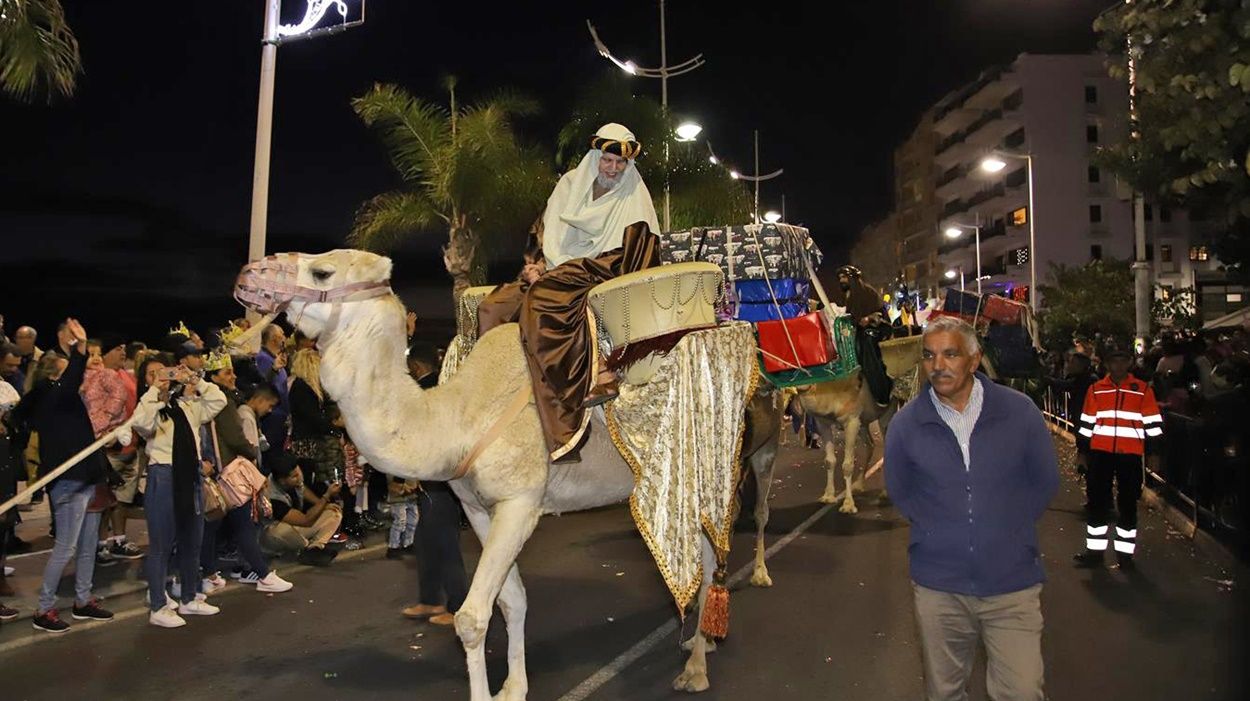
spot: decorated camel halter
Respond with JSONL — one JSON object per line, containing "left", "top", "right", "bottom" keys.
{"left": 234, "top": 253, "right": 393, "bottom": 314}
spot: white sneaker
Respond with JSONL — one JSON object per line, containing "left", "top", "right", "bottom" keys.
{"left": 178, "top": 598, "right": 220, "bottom": 616}
{"left": 202, "top": 573, "right": 228, "bottom": 594}
{"left": 255, "top": 571, "right": 293, "bottom": 594}
{"left": 149, "top": 606, "right": 186, "bottom": 628}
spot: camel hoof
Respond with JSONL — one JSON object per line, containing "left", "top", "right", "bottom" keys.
{"left": 852, "top": 478, "right": 865, "bottom": 492}
{"left": 672, "top": 668, "right": 710, "bottom": 693}
{"left": 750, "top": 568, "right": 774, "bottom": 588}
{"left": 818, "top": 493, "right": 838, "bottom": 504}
{"left": 682, "top": 635, "right": 718, "bottom": 653}
{"left": 839, "top": 500, "right": 859, "bottom": 515}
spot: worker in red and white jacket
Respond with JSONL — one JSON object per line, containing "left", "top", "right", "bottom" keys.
{"left": 1073, "top": 343, "right": 1163, "bottom": 570}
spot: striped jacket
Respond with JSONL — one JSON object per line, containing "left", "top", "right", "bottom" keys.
{"left": 1077, "top": 373, "right": 1163, "bottom": 456}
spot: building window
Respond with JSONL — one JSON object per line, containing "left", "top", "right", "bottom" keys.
{"left": 1160, "top": 206, "right": 1172, "bottom": 223}
{"left": 1014, "top": 247, "right": 1030, "bottom": 266}
{"left": 1230, "top": 293, "right": 1245, "bottom": 304}
{"left": 1089, "top": 205, "right": 1103, "bottom": 223}
{"left": 1004, "top": 127, "right": 1026, "bottom": 149}
{"left": 1005, "top": 168, "right": 1027, "bottom": 188}
{"left": 1090, "top": 244, "right": 1103, "bottom": 261}
{"left": 1010, "top": 207, "right": 1028, "bottom": 227}
{"left": 1161, "top": 244, "right": 1173, "bottom": 263}
{"left": 1086, "top": 124, "right": 1099, "bottom": 144}
{"left": 1159, "top": 285, "right": 1173, "bottom": 301}
{"left": 1085, "top": 85, "right": 1098, "bottom": 104}
{"left": 1003, "top": 89, "right": 1024, "bottom": 111}
{"left": 1189, "top": 246, "right": 1209, "bottom": 261}
{"left": 1145, "top": 244, "right": 1154, "bottom": 261}
{"left": 1144, "top": 204, "right": 1153, "bottom": 221}
{"left": 1088, "top": 166, "right": 1101, "bottom": 183}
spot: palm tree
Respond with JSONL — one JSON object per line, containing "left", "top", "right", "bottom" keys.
{"left": 350, "top": 77, "right": 554, "bottom": 298}
{"left": 0, "top": 0, "right": 82, "bottom": 102}
{"left": 557, "top": 74, "right": 752, "bottom": 231}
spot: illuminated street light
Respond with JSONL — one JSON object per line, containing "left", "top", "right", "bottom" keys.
{"left": 980, "top": 157, "right": 1008, "bottom": 173}
{"left": 763, "top": 211, "right": 782, "bottom": 224}
{"left": 675, "top": 122, "right": 703, "bottom": 142}
{"left": 708, "top": 155, "right": 719, "bottom": 165}
{"left": 945, "top": 269, "right": 958, "bottom": 280}
{"left": 730, "top": 171, "right": 741, "bottom": 180}
{"left": 944, "top": 226, "right": 963, "bottom": 239}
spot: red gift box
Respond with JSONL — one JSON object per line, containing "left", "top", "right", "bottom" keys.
{"left": 757, "top": 312, "right": 837, "bottom": 373}
{"left": 981, "top": 295, "right": 1026, "bottom": 325}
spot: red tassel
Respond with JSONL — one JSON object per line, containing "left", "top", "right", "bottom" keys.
{"left": 700, "top": 574, "right": 730, "bottom": 640}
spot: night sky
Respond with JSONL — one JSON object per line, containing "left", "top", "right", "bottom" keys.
{"left": 1, "top": 0, "right": 1116, "bottom": 343}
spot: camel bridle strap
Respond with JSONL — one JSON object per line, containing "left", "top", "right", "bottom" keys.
{"left": 450, "top": 385, "right": 533, "bottom": 481}
{"left": 235, "top": 253, "right": 393, "bottom": 315}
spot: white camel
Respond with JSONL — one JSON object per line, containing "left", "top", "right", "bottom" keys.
{"left": 237, "top": 249, "right": 782, "bottom": 700}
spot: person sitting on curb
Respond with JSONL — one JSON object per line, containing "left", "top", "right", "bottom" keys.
{"left": 259, "top": 457, "right": 342, "bottom": 567}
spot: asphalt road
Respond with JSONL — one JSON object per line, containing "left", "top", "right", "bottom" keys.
{"left": 0, "top": 435, "right": 1245, "bottom": 700}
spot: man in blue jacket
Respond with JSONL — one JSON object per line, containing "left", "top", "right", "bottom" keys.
{"left": 885, "top": 316, "right": 1058, "bottom": 701}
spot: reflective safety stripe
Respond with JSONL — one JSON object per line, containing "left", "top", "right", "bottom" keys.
{"left": 1115, "top": 527, "right": 1137, "bottom": 539}
{"left": 1094, "top": 388, "right": 1144, "bottom": 397}
{"left": 1145, "top": 428, "right": 1163, "bottom": 437}
{"left": 1080, "top": 413, "right": 1098, "bottom": 424}
{"left": 1095, "top": 410, "right": 1145, "bottom": 421}
{"left": 1093, "top": 425, "right": 1145, "bottom": 439}
{"left": 1141, "top": 414, "right": 1163, "bottom": 425}
{"left": 1086, "top": 538, "right": 1109, "bottom": 550}
{"left": 1113, "top": 540, "right": 1136, "bottom": 554}
{"left": 1078, "top": 428, "right": 1094, "bottom": 437}
{"left": 1087, "top": 525, "right": 1110, "bottom": 536}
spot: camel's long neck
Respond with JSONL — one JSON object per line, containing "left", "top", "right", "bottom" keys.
{"left": 316, "top": 298, "right": 462, "bottom": 480}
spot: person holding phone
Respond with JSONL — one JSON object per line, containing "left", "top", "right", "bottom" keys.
{"left": 130, "top": 360, "right": 227, "bottom": 628}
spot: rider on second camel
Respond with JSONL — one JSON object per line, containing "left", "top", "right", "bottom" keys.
{"left": 830, "top": 265, "right": 893, "bottom": 407}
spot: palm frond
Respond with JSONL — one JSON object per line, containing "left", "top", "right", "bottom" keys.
{"left": 351, "top": 83, "right": 450, "bottom": 188}
{"left": 0, "top": 0, "right": 81, "bottom": 103}
{"left": 348, "top": 190, "right": 445, "bottom": 252}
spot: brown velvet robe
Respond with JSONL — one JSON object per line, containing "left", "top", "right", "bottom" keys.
{"left": 477, "top": 221, "right": 660, "bottom": 459}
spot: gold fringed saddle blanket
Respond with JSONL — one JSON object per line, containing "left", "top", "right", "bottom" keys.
{"left": 441, "top": 293, "right": 756, "bottom": 612}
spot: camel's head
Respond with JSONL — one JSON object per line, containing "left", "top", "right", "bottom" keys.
{"left": 235, "top": 249, "right": 394, "bottom": 338}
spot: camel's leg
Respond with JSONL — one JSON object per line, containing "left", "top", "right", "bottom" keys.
{"left": 838, "top": 411, "right": 862, "bottom": 514}
{"left": 457, "top": 497, "right": 541, "bottom": 701}
{"left": 674, "top": 536, "right": 716, "bottom": 693}
{"left": 815, "top": 416, "right": 841, "bottom": 504}
{"left": 750, "top": 442, "right": 779, "bottom": 588}
{"left": 460, "top": 496, "right": 530, "bottom": 701}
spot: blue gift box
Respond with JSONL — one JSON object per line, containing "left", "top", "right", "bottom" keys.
{"left": 733, "top": 278, "right": 810, "bottom": 304}
{"left": 735, "top": 300, "right": 809, "bottom": 322}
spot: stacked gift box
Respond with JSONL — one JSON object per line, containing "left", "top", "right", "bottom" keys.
{"left": 658, "top": 223, "right": 823, "bottom": 323}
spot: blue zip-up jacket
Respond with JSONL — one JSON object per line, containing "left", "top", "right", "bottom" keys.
{"left": 885, "top": 374, "right": 1059, "bottom": 597}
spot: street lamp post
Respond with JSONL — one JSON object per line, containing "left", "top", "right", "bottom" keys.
{"left": 981, "top": 153, "right": 1037, "bottom": 311}
{"left": 248, "top": 0, "right": 365, "bottom": 265}
{"left": 708, "top": 130, "right": 783, "bottom": 224}
{"left": 588, "top": 3, "right": 705, "bottom": 232}
{"left": 944, "top": 213, "right": 982, "bottom": 294}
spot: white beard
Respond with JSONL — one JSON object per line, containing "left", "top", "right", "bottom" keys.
{"left": 595, "top": 173, "right": 620, "bottom": 192}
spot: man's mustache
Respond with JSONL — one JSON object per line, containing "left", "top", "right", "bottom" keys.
{"left": 929, "top": 371, "right": 954, "bottom": 381}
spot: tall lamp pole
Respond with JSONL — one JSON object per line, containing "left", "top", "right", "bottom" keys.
{"left": 248, "top": 0, "right": 366, "bottom": 266}
{"left": 944, "top": 213, "right": 983, "bottom": 294}
{"left": 588, "top": 2, "right": 705, "bottom": 232}
{"left": 708, "top": 130, "right": 783, "bottom": 224}
{"left": 981, "top": 152, "right": 1037, "bottom": 311}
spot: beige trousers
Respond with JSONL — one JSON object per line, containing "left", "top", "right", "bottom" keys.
{"left": 913, "top": 582, "right": 1045, "bottom": 701}
{"left": 260, "top": 504, "right": 342, "bottom": 553}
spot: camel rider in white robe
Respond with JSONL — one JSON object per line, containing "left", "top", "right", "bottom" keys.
{"left": 476, "top": 123, "right": 661, "bottom": 463}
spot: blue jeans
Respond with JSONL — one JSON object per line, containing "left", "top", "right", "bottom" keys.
{"left": 201, "top": 499, "right": 271, "bottom": 579}
{"left": 38, "top": 479, "right": 102, "bottom": 613}
{"left": 144, "top": 465, "right": 204, "bottom": 611}
{"left": 388, "top": 501, "right": 418, "bottom": 549}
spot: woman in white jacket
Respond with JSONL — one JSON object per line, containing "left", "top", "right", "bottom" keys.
{"left": 130, "top": 360, "right": 226, "bottom": 628}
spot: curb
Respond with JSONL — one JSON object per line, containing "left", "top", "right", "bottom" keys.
{"left": 0, "top": 540, "right": 389, "bottom": 653}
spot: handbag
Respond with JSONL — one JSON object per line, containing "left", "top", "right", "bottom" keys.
{"left": 211, "top": 421, "right": 272, "bottom": 521}
{"left": 201, "top": 478, "right": 227, "bottom": 522}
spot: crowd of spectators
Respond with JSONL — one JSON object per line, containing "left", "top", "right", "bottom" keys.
{"left": 0, "top": 312, "right": 466, "bottom": 632}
